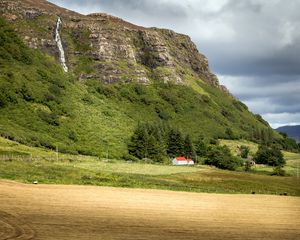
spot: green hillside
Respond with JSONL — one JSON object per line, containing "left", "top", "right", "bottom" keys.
{"left": 0, "top": 17, "right": 279, "bottom": 158}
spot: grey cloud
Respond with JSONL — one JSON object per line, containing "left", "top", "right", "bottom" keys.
{"left": 219, "top": 75, "right": 300, "bottom": 114}
{"left": 262, "top": 113, "right": 300, "bottom": 129}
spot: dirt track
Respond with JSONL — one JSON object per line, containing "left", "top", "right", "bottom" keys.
{"left": 0, "top": 180, "right": 299, "bottom": 239}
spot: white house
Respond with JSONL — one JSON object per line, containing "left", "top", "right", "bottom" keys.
{"left": 172, "top": 156, "right": 194, "bottom": 166}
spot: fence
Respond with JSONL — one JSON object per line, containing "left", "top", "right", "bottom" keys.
{"left": 0, "top": 154, "right": 85, "bottom": 162}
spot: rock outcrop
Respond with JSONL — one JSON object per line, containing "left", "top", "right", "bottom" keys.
{"left": 0, "top": 0, "right": 228, "bottom": 92}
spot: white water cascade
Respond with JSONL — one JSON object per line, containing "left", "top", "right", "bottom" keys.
{"left": 55, "top": 17, "right": 68, "bottom": 72}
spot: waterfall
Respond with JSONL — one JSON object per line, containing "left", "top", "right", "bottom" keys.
{"left": 55, "top": 17, "right": 68, "bottom": 72}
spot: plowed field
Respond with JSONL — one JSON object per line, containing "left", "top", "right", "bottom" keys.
{"left": 0, "top": 180, "right": 299, "bottom": 239}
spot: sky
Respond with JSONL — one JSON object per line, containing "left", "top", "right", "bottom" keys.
{"left": 48, "top": 0, "right": 300, "bottom": 128}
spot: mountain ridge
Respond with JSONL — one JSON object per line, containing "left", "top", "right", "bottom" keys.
{"left": 0, "top": 0, "right": 229, "bottom": 93}
{"left": 276, "top": 125, "right": 300, "bottom": 142}
{"left": 0, "top": 0, "right": 282, "bottom": 157}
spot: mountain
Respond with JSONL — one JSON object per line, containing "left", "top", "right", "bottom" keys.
{"left": 0, "top": 0, "right": 279, "bottom": 157}
{"left": 276, "top": 125, "right": 300, "bottom": 142}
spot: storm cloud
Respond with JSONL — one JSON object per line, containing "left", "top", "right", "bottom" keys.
{"left": 48, "top": 0, "right": 300, "bottom": 128}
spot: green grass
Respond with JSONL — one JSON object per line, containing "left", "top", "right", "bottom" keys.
{"left": 0, "top": 137, "right": 299, "bottom": 196}
{"left": 56, "top": 160, "right": 202, "bottom": 175}
{"left": 0, "top": 158, "right": 299, "bottom": 196}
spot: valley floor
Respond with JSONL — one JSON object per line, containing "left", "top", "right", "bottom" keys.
{"left": 1, "top": 137, "right": 300, "bottom": 196}
{"left": 0, "top": 180, "right": 299, "bottom": 240}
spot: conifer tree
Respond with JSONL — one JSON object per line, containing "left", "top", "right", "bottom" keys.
{"left": 183, "top": 134, "right": 195, "bottom": 158}
{"left": 167, "top": 128, "right": 184, "bottom": 157}
{"left": 195, "top": 136, "right": 207, "bottom": 157}
{"left": 128, "top": 122, "right": 168, "bottom": 161}
{"left": 128, "top": 123, "right": 149, "bottom": 159}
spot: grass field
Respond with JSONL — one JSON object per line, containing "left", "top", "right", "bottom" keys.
{"left": 220, "top": 139, "right": 259, "bottom": 156}
{"left": 1, "top": 180, "right": 299, "bottom": 240}
{"left": 0, "top": 137, "right": 300, "bottom": 196}
{"left": 220, "top": 139, "right": 300, "bottom": 177}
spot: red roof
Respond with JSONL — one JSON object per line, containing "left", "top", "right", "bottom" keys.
{"left": 176, "top": 157, "right": 187, "bottom": 161}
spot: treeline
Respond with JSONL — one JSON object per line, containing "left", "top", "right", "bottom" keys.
{"left": 127, "top": 122, "right": 292, "bottom": 174}
{"left": 276, "top": 132, "right": 300, "bottom": 152}
{"left": 246, "top": 127, "right": 299, "bottom": 153}
{"left": 127, "top": 122, "right": 244, "bottom": 170}
{"left": 195, "top": 125, "right": 299, "bottom": 153}
{"left": 127, "top": 122, "right": 195, "bottom": 162}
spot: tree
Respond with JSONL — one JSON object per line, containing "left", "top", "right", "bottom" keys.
{"left": 195, "top": 136, "right": 207, "bottom": 157}
{"left": 240, "top": 145, "right": 250, "bottom": 159}
{"left": 278, "top": 132, "right": 288, "bottom": 138}
{"left": 225, "top": 128, "right": 235, "bottom": 139}
{"left": 128, "top": 123, "right": 149, "bottom": 159}
{"left": 253, "top": 145, "right": 285, "bottom": 167}
{"left": 205, "top": 145, "right": 243, "bottom": 170}
{"left": 128, "top": 122, "right": 167, "bottom": 162}
{"left": 183, "top": 134, "right": 195, "bottom": 158}
{"left": 166, "top": 128, "right": 184, "bottom": 158}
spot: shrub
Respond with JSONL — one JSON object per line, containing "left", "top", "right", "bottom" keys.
{"left": 38, "top": 109, "right": 60, "bottom": 126}
{"left": 209, "top": 138, "right": 219, "bottom": 145}
{"left": 240, "top": 145, "right": 250, "bottom": 159}
{"left": 233, "top": 99, "right": 248, "bottom": 111}
{"left": 244, "top": 160, "right": 252, "bottom": 171}
{"left": 155, "top": 106, "right": 171, "bottom": 120}
{"left": 122, "top": 153, "right": 139, "bottom": 162}
{"left": 254, "top": 114, "right": 269, "bottom": 127}
{"left": 68, "top": 130, "right": 78, "bottom": 142}
{"left": 225, "top": 128, "right": 235, "bottom": 139}
{"left": 271, "top": 166, "right": 286, "bottom": 176}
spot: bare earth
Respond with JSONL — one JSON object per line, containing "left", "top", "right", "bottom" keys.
{"left": 0, "top": 180, "right": 299, "bottom": 240}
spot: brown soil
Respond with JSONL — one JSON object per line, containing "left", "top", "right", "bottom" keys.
{"left": 0, "top": 180, "right": 299, "bottom": 240}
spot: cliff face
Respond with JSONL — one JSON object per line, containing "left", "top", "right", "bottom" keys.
{"left": 0, "top": 0, "right": 228, "bottom": 92}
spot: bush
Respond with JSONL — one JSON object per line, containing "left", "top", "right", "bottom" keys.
{"left": 225, "top": 128, "right": 235, "bottom": 139}
{"left": 155, "top": 106, "right": 171, "bottom": 120}
{"left": 38, "top": 110, "right": 60, "bottom": 126}
{"left": 68, "top": 130, "right": 78, "bottom": 142}
{"left": 205, "top": 145, "right": 243, "bottom": 170}
{"left": 233, "top": 99, "right": 248, "bottom": 111}
{"left": 244, "top": 160, "right": 252, "bottom": 171}
{"left": 240, "top": 145, "right": 250, "bottom": 159}
{"left": 271, "top": 166, "right": 286, "bottom": 176}
{"left": 122, "top": 153, "right": 139, "bottom": 162}
{"left": 253, "top": 145, "right": 285, "bottom": 167}
{"left": 209, "top": 138, "right": 219, "bottom": 145}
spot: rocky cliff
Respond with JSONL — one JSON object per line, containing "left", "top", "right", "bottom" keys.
{"left": 0, "top": 0, "right": 228, "bottom": 92}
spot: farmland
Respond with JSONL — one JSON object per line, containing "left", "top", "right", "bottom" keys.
{"left": 1, "top": 137, "right": 300, "bottom": 239}
{"left": 1, "top": 180, "right": 300, "bottom": 240}
{"left": 0, "top": 137, "right": 299, "bottom": 196}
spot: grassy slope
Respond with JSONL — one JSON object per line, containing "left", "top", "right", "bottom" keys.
{"left": 0, "top": 17, "right": 276, "bottom": 158}
{"left": 220, "top": 139, "right": 300, "bottom": 176}
{"left": 0, "top": 137, "right": 299, "bottom": 196}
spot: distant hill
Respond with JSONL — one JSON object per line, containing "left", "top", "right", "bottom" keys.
{"left": 276, "top": 125, "right": 300, "bottom": 142}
